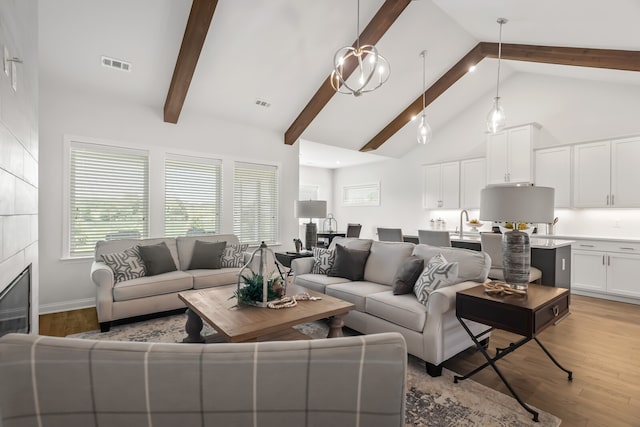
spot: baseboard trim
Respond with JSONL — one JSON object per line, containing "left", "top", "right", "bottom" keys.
{"left": 39, "top": 298, "right": 95, "bottom": 314}
{"left": 571, "top": 289, "right": 640, "bottom": 306}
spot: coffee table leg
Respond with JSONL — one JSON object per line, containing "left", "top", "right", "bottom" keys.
{"left": 183, "top": 309, "right": 205, "bottom": 343}
{"left": 327, "top": 314, "right": 345, "bottom": 338}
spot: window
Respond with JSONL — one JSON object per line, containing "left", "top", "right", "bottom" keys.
{"left": 299, "top": 184, "right": 319, "bottom": 201}
{"left": 342, "top": 182, "right": 380, "bottom": 206}
{"left": 233, "top": 162, "right": 279, "bottom": 245}
{"left": 164, "top": 155, "right": 222, "bottom": 237}
{"left": 69, "top": 142, "right": 149, "bottom": 256}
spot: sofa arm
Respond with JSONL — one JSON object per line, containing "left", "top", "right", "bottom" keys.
{"left": 426, "top": 281, "right": 484, "bottom": 315}
{"left": 291, "top": 257, "right": 315, "bottom": 276}
{"left": 91, "top": 261, "right": 115, "bottom": 323}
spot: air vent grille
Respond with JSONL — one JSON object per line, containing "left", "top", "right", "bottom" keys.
{"left": 101, "top": 55, "right": 131, "bottom": 72}
{"left": 255, "top": 99, "right": 271, "bottom": 108}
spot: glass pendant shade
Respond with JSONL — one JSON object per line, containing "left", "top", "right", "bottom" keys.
{"left": 417, "top": 113, "right": 432, "bottom": 144}
{"left": 486, "top": 97, "right": 506, "bottom": 133}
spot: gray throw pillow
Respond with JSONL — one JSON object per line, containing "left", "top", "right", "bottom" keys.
{"left": 101, "top": 247, "right": 146, "bottom": 283}
{"left": 327, "top": 244, "right": 370, "bottom": 281}
{"left": 138, "top": 241, "right": 177, "bottom": 276}
{"left": 413, "top": 253, "right": 459, "bottom": 305}
{"left": 188, "top": 240, "right": 226, "bottom": 270}
{"left": 392, "top": 256, "right": 424, "bottom": 295}
{"left": 220, "top": 243, "right": 249, "bottom": 268}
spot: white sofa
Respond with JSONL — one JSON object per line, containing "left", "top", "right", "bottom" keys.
{"left": 292, "top": 237, "right": 492, "bottom": 376}
{"left": 0, "top": 332, "right": 407, "bottom": 427}
{"left": 91, "top": 234, "right": 243, "bottom": 331}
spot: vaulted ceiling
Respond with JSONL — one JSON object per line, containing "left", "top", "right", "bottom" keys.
{"left": 39, "top": 0, "right": 640, "bottom": 163}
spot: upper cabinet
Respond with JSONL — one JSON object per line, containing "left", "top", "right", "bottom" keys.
{"left": 486, "top": 124, "right": 538, "bottom": 185}
{"left": 460, "top": 158, "right": 486, "bottom": 209}
{"left": 573, "top": 137, "right": 640, "bottom": 208}
{"left": 423, "top": 162, "right": 460, "bottom": 209}
{"left": 534, "top": 146, "right": 571, "bottom": 208}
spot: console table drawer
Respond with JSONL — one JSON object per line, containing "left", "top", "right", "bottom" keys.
{"left": 534, "top": 293, "right": 569, "bottom": 334}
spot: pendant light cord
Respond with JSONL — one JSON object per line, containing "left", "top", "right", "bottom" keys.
{"left": 422, "top": 52, "right": 426, "bottom": 112}
{"left": 495, "top": 19, "right": 504, "bottom": 99}
{"left": 356, "top": 0, "right": 360, "bottom": 50}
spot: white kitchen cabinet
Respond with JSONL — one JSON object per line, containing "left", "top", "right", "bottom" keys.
{"left": 423, "top": 162, "right": 459, "bottom": 209}
{"left": 534, "top": 146, "right": 571, "bottom": 208}
{"left": 573, "top": 137, "right": 640, "bottom": 208}
{"left": 571, "top": 240, "right": 640, "bottom": 300}
{"left": 486, "top": 124, "right": 537, "bottom": 184}
{"left": 460, "top": 158, "right": 486, "bottom": 209}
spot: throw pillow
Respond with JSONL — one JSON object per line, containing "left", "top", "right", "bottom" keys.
{"left": 188, "top": 240, "right": 226, "bottom": 270}
{"left": 138, "top": 241, "right": 178, "bottom": 276}
{"left": 220, "top": 243, "right": 249, "bottom": 268}
{"left": 413, "top": 253, "right": 459, "bottom": 305}
{"left": 327, "top": 244, "right": 370, "bottom": 281}
{"left": 312, "top": 247, "right": 334, "bottom": 274}
{"left": 391, "top": 256, "right": 425, "bottom": 295}
{"left": 101, "top": 247, "right": 147, "bottom": 284}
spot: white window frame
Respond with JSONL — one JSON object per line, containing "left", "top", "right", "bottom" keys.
{"left": 63, "top": 136, "right": 150, "bottom": 258}
{"left": 342, "top": 182, "right": 381, "bottom": 206}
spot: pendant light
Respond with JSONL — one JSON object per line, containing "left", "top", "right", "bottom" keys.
{"left": 330, "top": 0, "right": 390, "bottom": 97}
{"left": 486, "top": 18, "right": 508, "bottom": 134}
{"left": 417, "top": 50, "right": 432, "bottom": 145}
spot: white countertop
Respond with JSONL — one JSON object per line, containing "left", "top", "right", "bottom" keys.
{"left": 449, "top": 234, "right": 574, "bottom": 249}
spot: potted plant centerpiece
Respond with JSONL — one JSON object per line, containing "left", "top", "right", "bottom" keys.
{"left": 235, "top": 242, "right": 285, "bottom": 307}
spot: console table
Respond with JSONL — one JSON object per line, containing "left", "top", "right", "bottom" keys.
{"left": 454, "top": 284, "right": 573, "bottom": 421}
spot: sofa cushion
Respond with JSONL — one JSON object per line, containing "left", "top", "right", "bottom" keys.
{"left": 391, "top": 256, "right": 424, "bottom": 295}
{"left": 365, "top": 291, "right": 427, "bottom": 332}
{"left": 189, "top": 240, "right": 226, "bottom": 270}
{"left": 328, "top": 237, "right": 373, "bottom": 252}
{"left": 328, "top": 244, "right": 370, "bottom": 281}
{"left": 364, "top": 241, "right": 415, "bottom": 285}
{"left": 325, "top": 282, "right": 389, "bottom": 312}
{"left": 412, "top": 244, "right": 490, "bottom": 283}
{"left": 294, "top": 274, "right": 351, "bottom": 294}
{"left": 413, "top": 254, "right": 459, "bottom": 305}
{"left": 101, "top": 247, "right": 147, "bottom": 284}
{"left": 311, "top": 247, "right": 335, "bottom": 274}
{"left": 190, "top": 268, "right": 240, "bottom": 289}
{"left": 112, "top": 270, "right": 193, "bottom": 301}
{"left": 220, "top": 243, "right": 249, "bottom": 268}
{"left": 139, "top": 241, "right": 178, "bottom": 276}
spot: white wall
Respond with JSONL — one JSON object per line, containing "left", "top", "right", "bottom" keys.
{"left": 333, "top": 72, "right": 640, "bottom": 240}
{"left": 0, "top": 0, "right": 39, "bottom": 332}
{"left": 39, "top": 83, "right": 300, "bottom": 313}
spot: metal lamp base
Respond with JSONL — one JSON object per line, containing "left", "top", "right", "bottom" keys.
{"left": 304, "top": 222, "right": 317, "bottom": 250}
{"left": 502, "top": 230, "right": 531, "bottom": 291}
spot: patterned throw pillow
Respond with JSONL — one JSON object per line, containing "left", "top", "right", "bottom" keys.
{"left": 413, "top": 253, "right": 459, "bottom": 305}
{"left": 312, "top": 247, "right": 335, "bottom": 274}
{"left": 101, "top": 247, "right": 147, "bottom": 284}
{"left": 220, "top": 244, "right": 249, "bottom": 268}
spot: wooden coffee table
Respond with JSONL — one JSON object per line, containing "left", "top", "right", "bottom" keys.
{"left": 178, "top": 284, "right": 354, "bottom": 343}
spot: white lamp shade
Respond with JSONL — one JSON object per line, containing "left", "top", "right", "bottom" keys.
{"left": 479, "top": 186, "right": 554, "bottom": 223}
{"left": 295, "top": 200, "right": 327, "bottom": 219}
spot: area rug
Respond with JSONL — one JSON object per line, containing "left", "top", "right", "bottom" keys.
{"left": 69, "top": 314, "right": 561, "bottom": 427}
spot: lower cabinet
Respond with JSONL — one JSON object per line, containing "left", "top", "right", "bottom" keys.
{"left": 572, "top": 241, "right": 640, "bottom": 299}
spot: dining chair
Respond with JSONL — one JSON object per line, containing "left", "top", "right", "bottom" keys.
{"left": 377, "top": 227, "right": 403, "bottom": 242}
{"left": 346, "top": 223, "right": 362, "bottom": 238}
{"left": 480, "top": 232, "right": 542, "bottom": 283}
{"left": 418, "top": 230, "right": 451, "bottom": 247}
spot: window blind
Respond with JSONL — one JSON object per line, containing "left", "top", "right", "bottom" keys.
{"left": 69, "top": 143, "right": 149, "bottom": 256}
{"left": 233, "top": 162, "right": 279, "bottom": 245}
{"left": 164, "top": 156, "right": 222, "bottom": 237}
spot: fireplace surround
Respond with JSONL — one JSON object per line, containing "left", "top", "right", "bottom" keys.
{"left": 0, "top": 264, "right": 31, "bottom": 337}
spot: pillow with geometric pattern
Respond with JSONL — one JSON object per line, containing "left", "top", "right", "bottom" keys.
{"left": 413, "top": 253, "right": 459, "bottom": 305}
{"left": 312, "top": 247, "right": 335, "bottom": 274}
{"left": 220, "top": 243, "right": 249, "bottom": 268}
{"left": 101, "top": 246, "right": 147, "bottom": 284}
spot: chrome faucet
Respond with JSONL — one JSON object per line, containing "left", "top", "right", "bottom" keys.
{"left": 459, "top": 209, "right": 469, "bottom": 239}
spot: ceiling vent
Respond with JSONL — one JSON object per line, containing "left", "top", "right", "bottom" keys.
{"left": 255, "top": 99, "right": 271, "bottom": 108}
{"left": 101, "top": 55, "right": 131, "bottom": 72}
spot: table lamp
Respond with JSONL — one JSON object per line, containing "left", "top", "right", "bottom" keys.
{"left": 480, "top": 185, "right": 554, "bottom": 290}
{"left": 295, "top": 200, "right": 327, "bottom": 250}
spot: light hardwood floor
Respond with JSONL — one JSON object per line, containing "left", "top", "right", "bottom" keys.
{"left": 39, "top": 294, "right": 640, "bottom": 426}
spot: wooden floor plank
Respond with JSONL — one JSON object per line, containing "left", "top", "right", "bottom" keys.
{"left": 39, "top": 294, "right": 640, "bottom": 426}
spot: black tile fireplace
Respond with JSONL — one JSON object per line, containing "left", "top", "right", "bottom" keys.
{"left": 0, "top": 264, "right": 31, "bottom": 337}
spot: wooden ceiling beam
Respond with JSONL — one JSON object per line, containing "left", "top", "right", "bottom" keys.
{"left": 284, "top": 0, "right": 411, "bottom": 146}
{"left": 164, "top": 0, "right": 218, "bottom": 124}
{"left": 360, "top": 42, "right": 640, "bottom": 152}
